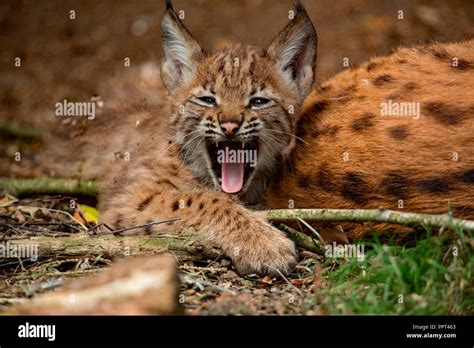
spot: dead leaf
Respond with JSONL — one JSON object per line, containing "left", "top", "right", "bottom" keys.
{"left": 290, "top": 279, "right": 303, "bottom": 287}
{"left": 320, "top": 225, "right": 349, "bottom": 245}
{"left": 13, "top": 210, "right": 26, "bottom": 223}
{"left": 221, "top": 270, "right": 238, "bottom": 280}
{"left": 74, "top": 204, "right": 100, "bottom": 224}
{"left": 259, "top": 275, "right": 274, "bottom": 285}
{"left": 18, "top": 206, "right": 49, "bottom": 218}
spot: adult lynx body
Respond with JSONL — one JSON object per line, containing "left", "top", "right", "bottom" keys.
{"left": 268, "top": 40, "right": 474, "bottom": 237}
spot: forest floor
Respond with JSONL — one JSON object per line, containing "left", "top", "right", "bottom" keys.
{"left": 1, "top": 193, "right": 472, "bottom": 315}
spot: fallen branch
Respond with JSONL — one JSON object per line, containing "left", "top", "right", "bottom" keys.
{"left": 0, "top": 177, "right": 98, "bottom": 197}
{"left": 181, "top": 274, "right": 235, "bottom": 294}
{"left": 279, "top": 224, "right": 325, "bottom": 254}
{"left": 0, "top": 122, "right": 42, "bottom": 141}
{"left": 5, "top": 232, "right": 222, "bottom": 260}
{"left": 267, "top": 209, "right": 474, "bottom": 233}
{"left": 4, "top": 227, "right": 325, "bottom": 259}
{"left": 3, "top": 177, "right": 473, "bottom": 233}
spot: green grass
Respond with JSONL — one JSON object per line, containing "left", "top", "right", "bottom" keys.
{"left": 310, "top": 226, "right": 474, "bottom": 315}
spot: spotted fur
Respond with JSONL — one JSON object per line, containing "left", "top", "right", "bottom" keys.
{"left": 267, "top": 40, "right": 474, "bottom": 238}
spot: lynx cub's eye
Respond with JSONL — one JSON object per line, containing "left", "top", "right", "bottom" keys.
{"left": 196, "top": 96, "right": 217, "bottom": 107}
{"left": 249, "top": 97, "right": 272, "bottom": 109}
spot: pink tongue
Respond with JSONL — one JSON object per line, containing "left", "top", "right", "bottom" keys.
{"left": 221, "top": 143, "right": 244, "bottom": 193}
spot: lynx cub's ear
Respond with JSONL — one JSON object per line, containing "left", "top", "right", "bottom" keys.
{"left": 268, "top": 1, "right": 317, "bottom": 99}
{"left": 161, "top": 0, "right": 203, "bottom": 92}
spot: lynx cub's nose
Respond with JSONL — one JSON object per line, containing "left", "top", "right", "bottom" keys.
{"left": 220, "top": 122, "right": 240, "bottom": 137}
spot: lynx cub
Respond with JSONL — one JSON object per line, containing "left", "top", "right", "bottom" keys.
{"left": 98, "top": 1, "right": 317, "bottom": 275}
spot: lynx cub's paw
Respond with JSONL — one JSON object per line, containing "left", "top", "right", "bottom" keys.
{"left": 231, "top": 224, "right": 297, "bottom": 276}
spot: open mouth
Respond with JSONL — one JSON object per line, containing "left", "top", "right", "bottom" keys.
{"left": 206, "top": 140, "right": 259, "bottom": 194}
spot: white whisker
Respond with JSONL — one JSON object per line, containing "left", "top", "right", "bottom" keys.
{"left": 264, "top": 128, "right": 307, "bottom": 144}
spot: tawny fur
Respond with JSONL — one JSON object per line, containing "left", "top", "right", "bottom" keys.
{"left": 268, "top": 40, "right": 474, "bottom": 238}
{"left": 40, "top": 5, "right": 473, "bottom": 275}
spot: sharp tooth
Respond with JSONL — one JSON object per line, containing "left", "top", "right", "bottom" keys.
{"left": 243, "top": 142, "right": 246, "bottom": 149}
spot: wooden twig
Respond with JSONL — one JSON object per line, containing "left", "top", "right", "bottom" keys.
{"left": 8, "top": 222, "right": 81, "bottom": 231}
{"left": 296, "top": 217, "right": 325, "bottom": 244}
{"left": 279, "top": 224, "right": 325, "bottom": 254}
{"left": 267, "top": 208, "right": 474, "bottom": 232}
{"left": 75, "top": 207, "right": 93, "bottom": 231}
{"left": 16, "top": 205, "right": 88, "bottom": 231}
{"left": 5, "top": 233, "right": 222, "bottom": 261}
{"left": 3, "top": 177, "right": 474, "bottom": 233}
{"left": 0, "top": 177, "right": 98, "bottom": 197}
{"left": 6, "top": 225, "right": 73, "bottom": 236}
{"left": 93, "top": 218, "right": 180, "bottom": 237}
{"left": 0, "top": 122, "right": 42, "bottom": 141}
{"left": 181, "top": 274, "right": 235, "bottom": 294}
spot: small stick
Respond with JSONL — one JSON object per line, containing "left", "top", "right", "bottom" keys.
{"left": 3, "top": 178, "right": 473, "bottom": 232}
{"left": 296, "top": 217, "right": 325, "bottom": 244}
{"left": 74, "top": 207, "right": 94, "bottom": 232}
{"left": 181, "top": 274, "right": 235, "bottom": 294}
{"left": 0, "top": 177, "right": 98, "bottom": 197}
{"left": 279, "top": 224, "right": 325, "bottom": 254}
{"left": 11, "top": 222, "right": 81, "bottom": 231}
{"left": 92, "top": 218, "right": 180, "bottom": 237}
{"left": 0, "top": 122, "right": 41, "bottom": 141}
{"left": 18, "top": 205, "right": 89, "bottom": 231}
{"left": 268, "top": 208, "right": 474, "bottom": 233}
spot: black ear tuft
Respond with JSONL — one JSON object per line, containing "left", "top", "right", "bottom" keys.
{"left": 295, "top": 0, "right": 304, "bottom": 14}
{"left": 165, "top": 0, "right": 174, "bottom": 11}
{"left": 268, "top": 2, "right": 317, "bottom": 99}
{"left": 160, "top": 0, "right": 203, "bottom": 92}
